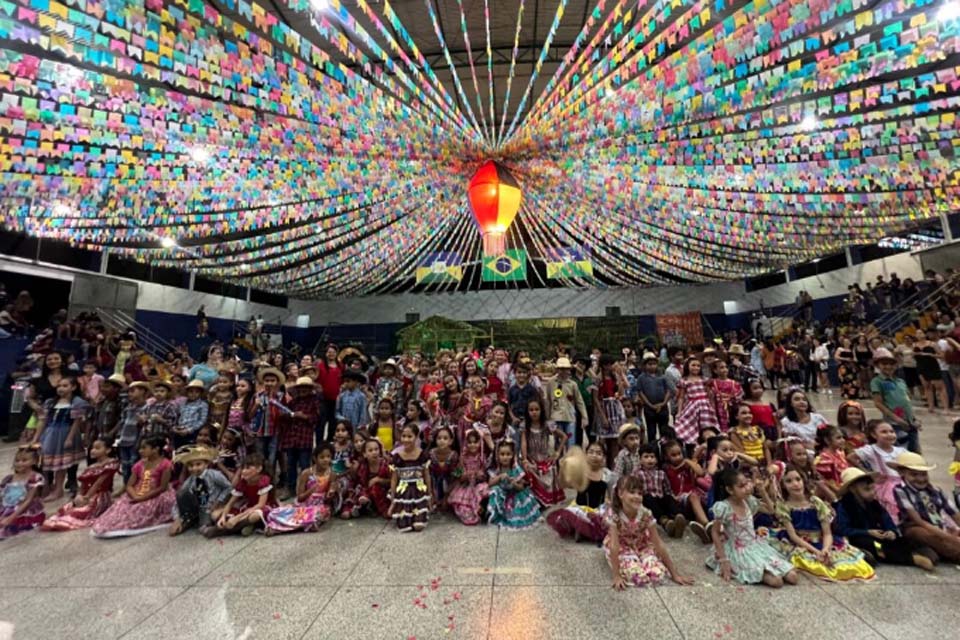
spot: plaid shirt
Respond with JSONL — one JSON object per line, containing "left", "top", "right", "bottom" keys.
{"left": 895, "top": 482, "right": 957, "bottom": 529}
{"left": 279, "top": 393, "right": 320, "bottom": 450}
{"left": 144, "top": 399, "right": 179, "bottom": 438}
{"left": 632, "top": 467, "right": 673, "bottom": 499}
{"left": 117, "top": 401, "right": 148, "bottom": 447}
{"left": 178, "top": 399, "right": 209, "bottom": 434}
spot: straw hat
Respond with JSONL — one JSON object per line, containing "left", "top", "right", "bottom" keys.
{"left": 617, "top": 423, "right": 641, "bottom": 442}
{"left": 257, "top": 367, "right": 286, "bottom": 385}
{"left": 837, "top": 467, "right": 878, "bottom": 495}
{"left": 185, "top": 379, "right": 206, "bottom": 391}
{"left": 128, "top": 381, "right": 151, "bottom": 393}
{"left": 893, "top": 452, "right": 937, "bottom": 472}
{"left": 701, "top": 347, "right": 717, "bottom": 356}
{"left": 153, "top": 379, "right": 173, "bottom": 391}
{"left": 728, "top": 344, "right": 747, "bottom": 356}
{"left": 105, "top": 374, "right": 127, "bottom": 389}
{"left": 555, "top": 357, "right": 572, "bottom": 369}
{"left": 173, "top": 445, "right": 218, "bottom": 465}
{"left": 641, "top": 351, "right": 658, "bottom": 362}
{"left": 872, "top": 348, "right": 897, "bottom": 364}
{"left": 293, "top": 376, "right": 316, "bottom": 387}
{"left": 559, "top": 446, "right": 589, "bottom": 492}
{"left": 381, "top": 358, "right": 399, "bottom": 371}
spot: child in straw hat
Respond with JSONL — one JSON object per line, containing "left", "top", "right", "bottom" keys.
{"left": 893, "top": 452, "right": 960, "bottom": 562}
{"left": 169, "top": 445, "right": 232, "bottom": 536}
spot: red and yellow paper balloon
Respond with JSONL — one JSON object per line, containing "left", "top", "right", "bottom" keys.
{"left": 467, "top": 161, "right": 522, "bottom": 256}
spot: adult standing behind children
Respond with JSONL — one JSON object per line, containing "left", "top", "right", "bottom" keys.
{"left": 316, "top": 344, "right": 342, "bottom": 441}
{"left": 870, "top": 348, "right": 920, "bottom": 453}
{"left": 544, "top": 358, "right": 588, "bottom": 449}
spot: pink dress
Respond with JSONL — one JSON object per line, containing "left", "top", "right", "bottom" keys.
{"left": 447, "top": 452, "right": 490, "bottom": 525}
{"left": 709, "top": 378, "right": 743, "bottom": 430}
{"left": 603, "top": 507, "right": 666, "bottom": 587}
{"left": 43, "top": 460, "right": 119, "bottom": 531}
{"left": 0, "top": 472, "right": 45, "bottom": 539}
{"left": 674, "top": 378, "right": 720, "bottom": 444}
{"left": 265, "top": 472, "right": 333, "bottom": 533}
{"left": 92, "top": 459, "right": 175, "bottom": 538}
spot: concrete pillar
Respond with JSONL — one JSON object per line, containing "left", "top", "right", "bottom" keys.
{"left": 100, "top": 249, "right": 109, "bottom": 274}
{"left": 942, "top": 213, "right": 954, "bottom": 242}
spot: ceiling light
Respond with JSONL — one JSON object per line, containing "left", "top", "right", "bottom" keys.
{"left": 800, "top": 114, "right": 818, "bottom": 131}
{"left": 160, "top": 236, "right": 178, "bottom": 248}
{"left": 52, "top": 203, "right": 73, "bottom": 216}
{"left": 189, "top": 146, "right": 210, "bottom": 163}
{"left": 310, "top": 0, "right": 328, "bottom": 10}
{"left": 939, "top": 2, "right": 960, "bottom": 21}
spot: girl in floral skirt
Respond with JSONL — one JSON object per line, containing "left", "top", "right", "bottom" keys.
{"left": 448, "top": 428, "right": 490, "bottom": 525}
{"left": 605, "top": 474, "right": 694, "bottom": 589}
{"left": 266, "top": 443, "right": 338, "bottom": 535}
{"left": 0, "top": 448, "right": 45, "bottom": 540}
{"left": 389, "top": 423, "right": 431, "bottom": 532}
{"left": 331, "top": 419, "right": 357, "bottom": 518}
{"left": 487, "top": 441, "right": 540, "bottom": 529}
{"left": 43, "top": 438, "right": 119, "bottom": 531}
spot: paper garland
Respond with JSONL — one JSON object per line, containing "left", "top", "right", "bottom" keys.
{"left": 0, "top": 0, "right": 957, "bottom": 296}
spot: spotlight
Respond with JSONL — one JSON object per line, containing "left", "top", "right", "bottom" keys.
{"left": 189, "top": 146, "right": 210, "bottom": 163}
{"left": 160, "top": 236, "right": 178, "bottom": 249}
{"left": 939, "top": 1, "right": 960, "bottom": 21}
{"left": 52, "top": 203, "right": 73, "bottom": 216}
{"left": 801, "top": 115, "right": 818, "bottom": 131}
{"left": 310, "top": 0, "right": 328, "bottom": 10}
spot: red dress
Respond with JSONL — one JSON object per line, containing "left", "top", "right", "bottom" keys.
{"left": 43, "top": 460, "right": 120, "bottom": 531}
{"left": 229, "top": 474, "right": 278, "bottom": 522}
{"left": 814, "top": 449, "right": 850, "bottom": 487}
{"left": 356, "top": 458, "right": 392, "bottom": 518}
{"left": 709, "top": 378, "right": 743, "bottom": 431}
{"left": 747, "top": 402, "right": 778, "bottom": 441}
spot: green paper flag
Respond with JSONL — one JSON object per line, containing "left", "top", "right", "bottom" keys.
{"left": 482, "top": 249, "right": 528, "bottom": 282}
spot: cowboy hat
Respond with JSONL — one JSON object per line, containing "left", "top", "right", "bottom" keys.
{"left": 343, "top": 370, "right": 367, "bottom": 384}
{"left": 257, "top": 367, "right": 286, "bottom": 385}
{"left": 185, "top": 379, "right": 206, "bottom": 390}
{"left": 559, "top": 446, "right": 589, "bottom": 492}
{"left": 893, "top": 452, "right": 937, "bottom": 472}
{"left": 153, "top": 379, "right": 173, "bottom": 391}
{"left": 105, "top": 373, "right": 127, "bottom": 389}
{"left": 173, "top": 445, "right": 218, "bottom": 465}
{"left": 641, "top": 352, "right": 658, "bottom": 362}
{"left": 701, "top": 347, "right": 717, "bottom": 356}
{"left": 293, "top": 376, "right": 316, "bottom": 387}
{"left": 381, "top": 358, "right": 399, "bottom": 369}
{"left": 728, "top": 344, "right": 747, "bottom": 356}
{"left": 872, "top": 348, "right": 897, "bottom": 364}
{"left": 617, "top": 423, "right": 641, "bottom": 442}
{"left": 837, "top": 467, "right": 878, "bottom": 495}
{"left": 128, "top": 381, "right": 151, "bottom": 393}
{"left": 555, "top": 357, "right": 572, "bottom": 369}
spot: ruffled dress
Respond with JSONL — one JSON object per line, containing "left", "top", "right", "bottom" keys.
{"left": 547, "top": 468, "right": 614, "bottom": 541}
{"left": 447, "top": 452, "right": 490, "bottom": 525}
{"left": 674, "top": 378, "right": 720, "bottom": 445}
{"left": 331, "top": 442, "right": 355, "bottom": 515}
{"left": 487, "top": 465, "right": 540, "bottom": 529}
{"left": 40, "top": 397, "right": 89, "bottom": 472}
{"left": 706, "top": 497, "right": 794, "bottom": 584}
{"left": 0, "top": 472, "right": 46, "bottom": 539}
{"left": 429, "top": 448, "right": 459, "bottom": 506}
{"left": 92, "top": 459, "right": 176, "bottom": 538}
{"left": 43, "top": 460, "right": 120, "bottom": 531}
{"left": 524, "top": 426, "right": 566, "bottom": 507}
{"left": 391, "top": 450, "right": 431, "bottom": 531}
{"left": 772, "top": 497, "right": 875, "bottom": 582}
{"left": 266, "top": 472, "right": 333, "bottom": 533}
{"left": 603, "top": 507, "right": 666, "bottom": 587}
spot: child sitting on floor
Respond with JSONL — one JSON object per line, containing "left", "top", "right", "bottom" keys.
{"left": 662, "top": 439, "right": 711, "bottom": 544}
{"left": 605, "top": 475, "right": 694, "bottom": 589}
{"left": 520, "top": 397, "right": 567, "bottom": 507}
{"left": 835, "top": 467, "right": 935, "bottom": 570}
{"left": 813, "top": 425, "right": 849, "bottom": 498}
{"left": 633, "top": 444, "right": 686, "bottom": 538}
{"left": 43, "top": 438, "right": 119, "bottom": 532}
{"left": 356, "top": 438, "right": 392, "bottom": 519}
{"left": 893, "top": 452, "right": 960, "bottom": 564}
{"left": 0, "top": 447, "right": 45, "bottom": 539}
{"left": 389, "top": 424, "right": 431, "bottom": 533}
{"left": 209, "top": 453, "right": 278, "bottom": 537}
{"left": 170, "top": 445, "right": 232, "bottom": 536}
{"left": 448, "top": 428, "right": 490, "bottom": 526}
{"left": 266, "top": 443, "right": 338, "bottom": 535}
{"left": 487, "top": 441, "right": 540, "bottom": 529}
{"left": 93, "top": 436, "right": 176, "bottom": 538}
{"left": 729, "top": 404, "right": 770, "bottom": 465}
{"left": 548, "top": 441, "right": 615, "bottom": 542}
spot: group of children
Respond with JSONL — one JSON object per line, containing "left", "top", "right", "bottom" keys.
{"left": 3, "top": 349, "right": 960, "bottom": 595}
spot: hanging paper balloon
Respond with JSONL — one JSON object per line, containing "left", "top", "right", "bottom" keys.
{"left": 467, "top": 160, "right": 522, "bottom": 256}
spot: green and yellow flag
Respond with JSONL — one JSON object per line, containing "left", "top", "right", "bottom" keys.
{"left": 482, "top": 249, "right": 527, "bottom": 282}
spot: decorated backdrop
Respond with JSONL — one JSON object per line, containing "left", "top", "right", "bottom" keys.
{"left": 1, "top": 0, "right": 958, "bottom": 298}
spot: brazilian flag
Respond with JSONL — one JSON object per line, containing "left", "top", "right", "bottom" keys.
{"left": 482, "top": 249, "right": 527, "bottom": 282}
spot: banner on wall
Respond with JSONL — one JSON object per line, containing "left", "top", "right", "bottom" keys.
{"left": 656, "top": 312, "right": 704, "bottom": 348}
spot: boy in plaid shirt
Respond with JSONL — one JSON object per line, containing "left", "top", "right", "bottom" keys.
{"left": 279, "top": 377, "right": 321, "bottom": 499}
{"left": 632, "top": 444, "right": 687, "bottom": 538}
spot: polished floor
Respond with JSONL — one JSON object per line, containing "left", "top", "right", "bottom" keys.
{"left": 1, "top": 392, "right": 959, "bottom": 640}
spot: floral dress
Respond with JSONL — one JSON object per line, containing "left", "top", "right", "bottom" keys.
{"left": 0, "top": 472, "right": 46, "bottom": 539}
{"left": 448, "top": 451, "right": 490, "bottom": 525}
{"left": 523, "top": 425, "right": 566, "bottom": 506}
{"left": 43, "top": 460, "right": 120, "bottom": 531}
{"left": 674, "top": 377, "right": 720, "bottom": 445}
{"left": 92, "top": 458, "right": 176, "bottom": 538}
{"left": 266, "top": 472, "right": 334, "bottom": 534}
{"left": 429, "top": 448, "right": 459, "bottom": 506}
{"left": 814, "top": 449, "right": 849, "bottom": 488}
{"left": 603, "top": 507, "right": 666, "bottom": 587}
{"left": 487, "top": 465, "right": 540, "bottom": 529}
{"left": 391, "top": 450, "right": 431, "bottom": 531}
{"left": 837, "top": 349, "right": 860, "bottom": 399}
{"left": 772, "top": 496, "right": 875, "bottom": 582}
{"left": 706, "top": 497, "right": 794, "bottom": 584}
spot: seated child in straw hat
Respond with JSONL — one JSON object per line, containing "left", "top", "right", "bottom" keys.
{"left": 835, "top": 467, "right": 936, "bottom": 570}
{"left": 612, "top": 423, "right": 643, "bottom": 478}
{"left": 169, "top": 445, "right": 232, "bottom": 536}
{"left": 893, "top": 452, "right": 960, "bottom": 563}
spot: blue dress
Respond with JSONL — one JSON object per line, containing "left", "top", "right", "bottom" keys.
{"left": 706, "top": 497, "right": 794, "bottom": 584}
{"left": 487, "top": 465, "right": 540, "bottom": 529}
{"left": 40, "top": 397, "right": 89, "bottom": 472}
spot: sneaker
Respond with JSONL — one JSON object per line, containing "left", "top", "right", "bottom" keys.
{"left": 672, "top": 514, "right": 688, "bottom": 539}
{"left": 240, "top": 524, "right": 256, "bottom": 537}
{"left": 690, "top": 521, "right": 710, "bottom": 544}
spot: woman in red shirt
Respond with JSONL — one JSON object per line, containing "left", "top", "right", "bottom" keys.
{"left": 315, "top": 344, "right": 343, "bottom": 441}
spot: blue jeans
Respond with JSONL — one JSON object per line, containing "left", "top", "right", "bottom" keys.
{"left": 255, "top": 435, "right": 278, "bottom": 469}
{"left": 555, "top": 421, "right": 575, "bottom": 449}
{"left": 896, "top": 426, "right": 920, "bottom": 454}
{"left": 119, "top": 445, "right": 138, "bottom": 484}
{"left": 285, "top": 448, "right": 312, "bottom": 491}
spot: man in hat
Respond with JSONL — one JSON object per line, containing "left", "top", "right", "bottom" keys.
{"left": 172, "top": 380, "right": 210, "bottom": 449}
{"left": 170, "top": 445, "right": 232, "bottom": 536}
{"left": 544, "top": 357, "right": 588, "bottom": 449}
{"left": 336, "top": 370, "right": 368, "bottom": 429}
{"left": 893, "top": 452, "right": 960, "bottom": 562}
{"left": 278, "top": 377, "right": 321, "bottom": 499}
{"left": 726, "top": 343, "right": 759, "bottom": 388}
{"left": 869, "top": 348, "right": 919, "bottom": 453}
{"left": 632, "top": 352, "right": 673, "bottom": 444}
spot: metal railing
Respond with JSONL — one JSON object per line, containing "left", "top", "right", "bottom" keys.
{"left": 875, "top": 278, "right": 959, "bottom": 335}
{"left": 95, "top": 307, "right": 177, "bottom": 362}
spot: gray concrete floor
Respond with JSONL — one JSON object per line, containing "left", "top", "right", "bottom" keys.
{"left": 1, "top": 392, "right": 959, "bottom": 639}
